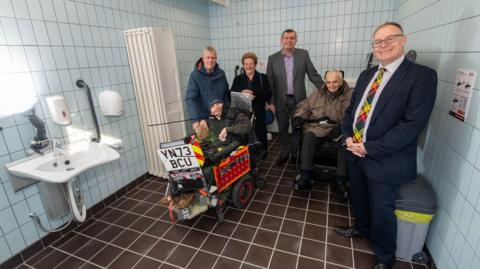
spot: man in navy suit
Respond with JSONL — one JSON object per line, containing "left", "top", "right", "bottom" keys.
{"left": 335, "top": 22, "right": 437, "bottom": 269}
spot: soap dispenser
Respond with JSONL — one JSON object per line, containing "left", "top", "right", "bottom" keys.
{"left": 45, "top": 96, "right": 71, "bottom": 125}
{"left": 99, "top": 90, "right": 124, "bottom": 116}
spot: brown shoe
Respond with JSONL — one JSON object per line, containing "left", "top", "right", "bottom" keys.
{"left": 174, "top": 192, "right": 195, "bottom": 209}
{"left": 159, "top": 195, "right": 170, "bottom": 205}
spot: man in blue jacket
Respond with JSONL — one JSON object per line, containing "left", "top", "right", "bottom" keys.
{"left": 186, "top": 46, "right": 230, "bottom": 132}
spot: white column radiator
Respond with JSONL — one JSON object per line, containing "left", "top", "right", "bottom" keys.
{"left": 124, "top": 27, "right": 186, "bottom": 177}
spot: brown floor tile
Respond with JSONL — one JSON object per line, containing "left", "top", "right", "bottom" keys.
{"left": 354, "top": 250, "right": 376, "bottom": 269}
{"left": 81, "top": 221, "right": 110, "bottom": 237}
{"left": 211, "top": 221, "right": 237, "bottom": 237}
{"left": 111, "top": 229, "right": 142, "bottom": 248}
{"left": 132, "top": 257, "right": 162, "bottom": 269}
{"left": 130, "top": 202, "right": 154, "bottom": 215}
{"left": 25, "top": 247, "right": 54, "bottom": 265}
{"left": 253, "top": 192, "right": 272, "bottom": 202}
{"left": 329, "top": 203, "right": 349, "bottom": 217}
{"left": 55, "top": 256, "right": 85, "bottom": 269}
{"left": 269, "top": 251, "right": 297, "bottom": 269}
{"left": 145, "top": 220, "right": 172, "bottom": 238}
{"left": 303, "top": 223, "right": 326, "bottom": 242}
{"left": 325, "top": 262, "right": 348, "bottom": 269}
{"left": 146, "top": 239, "right": 176, "bottom": 261}
{"left": 285, "top": 207, "right": 306, "bottom": 221}
{"left": 308, "top": 200, "right": 328, "bottom": 213}
{"left": 328, "top": 215, "right": 350, "bottom": 228}
{"left": 114, "top": 213, "right": 140, "bottom": 227}
{"left": 58, "top": 234, "right": 91, "bottom": 253}
{"left": 240, "top": 263, "right": 263, "bottom": 269}
{"left": 181, "top": 229, "right": 209, "bottom": 248}
{"left": 96, "top": 225, "right": 125, "bottom": 243}
{"left": 244, "top": 245, "right": 272, "bottom": 268}
{"left": 98, "top": 209, "right": 126, "bottom": 223}
{"left": 301, "top": 238, "right": 325, "bottom": 260}
{"left": 33, "top": 250, "right": 69, "bottom": 269}
{"left": 145, "top": 205, "right": 167, "bottom": 219}
{"left": 261, "top": 183, "right": 276, "bottom": 193}
{"left": 259, "top": 215, "right": 282, "bottom": 231}
{"left": 310, "top": 190, "right": 328, "bottom": 201}
{"left": 222, "top": 239, "right": 249, "bottom": 260}
{"left": 116, "top": 198, "right": 141, "bottom": 211}
{"left": 128, "top": 234, "right": 159, "bottom": 254}
{"left": 248, "top": 201, "right": 268, "bottom": 213}
{"left": 90, "top": 245, "right": 123, "bottom": 267}
{"left": 165, "top": 245, "right": 196, "bottom": 267}
{"left": 289, "top": 197, "right": 308, "bottom": 209}
{"left": 266, "top": 204, "right": 286, "bottom": 218}
{"left": 213, "top": 257, "right": 241, "bottom": 269}
{"left": 232, "top": 224, "right": 256, "bottom": 242}
{"left": 162, "top": 225, "right": 190, "bottom": 241}
{"left": 253, "top": 229, "right": 277, "bottom": 248}
{"left": 81, "top": 262, "right": 103, "bottom": 269}
{"left": 270, "top": 194, "right": 289, "bottom": 205}
{"left": 107, "top": 251, "right": 142, "bottom": 269}
{"left": 327, "top": 228, "right": 351, "bottom": 248}
{"left": 129, "top": 216, "right": 155, "bottom": 232}
{"left": 281, "top": 219, "right": 303, "bottom": 236}
{"left": 193, "top": 216, "right": 217, "bottom": 232}
{"left": 240, "top": 212, "right": 262, "bottom": 226}
{"left": 224, "top": 208, "right": 244, "bottom": 222}
{"left": 130, "top": 189, "right": 153, "bottom": 200}
{"left": 201, "top": 234, "right": 228, "bottom": 254}
{"left": 145, "top": 192, "right": 164, "bottom": 204}
{"left": 298, "top": 256, "right": 324, "bottom": 269}
{"left": 353, "top": 237, "right": 373, "bottom": 253}
{"left": 395, "top": 261, "right": 416, "bottom": 268}
{"left": 326, "top": 243, "right": 352, "bottom": 267}
{"left": 186, "top": 251, "right": 218, "bottom": 269}
{"left": 74, "top": 239, "right": 107, "bottom": 260}
{"left": 276, "top": 233, "right": 301, "bottom": 253}
{"left": 306, "top": 211, "right": 327, "bottom": 226}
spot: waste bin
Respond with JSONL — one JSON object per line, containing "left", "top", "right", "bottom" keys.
{"left": 395, "top": 175, "right": 436, "bottom": 264}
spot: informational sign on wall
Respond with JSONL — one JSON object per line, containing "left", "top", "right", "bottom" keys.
{"left": 449, "top": 69, "right": 476, "bottom": 121}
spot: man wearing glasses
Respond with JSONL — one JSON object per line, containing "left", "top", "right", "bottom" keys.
{"left": 335, "top": 22, "right": 437, "bottom": 269}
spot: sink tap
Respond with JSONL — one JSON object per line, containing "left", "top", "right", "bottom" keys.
{"left": 52, "top": 139, "right": 65, "bottom": 157}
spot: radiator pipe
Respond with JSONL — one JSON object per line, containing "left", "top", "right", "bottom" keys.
{"left": 76, "top": 79, "right": 101, "bottom": 143}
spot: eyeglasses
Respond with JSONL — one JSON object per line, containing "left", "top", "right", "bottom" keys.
{"left": 371, "top": 34, "right": 403, "bottom": 48}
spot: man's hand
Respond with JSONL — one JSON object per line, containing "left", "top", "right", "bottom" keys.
{"left": 192, "top": 119, "right": 208, "bottom": 132}
{"left": 345, "top": 137, "right": 367, "bottom": 158}
{"left": 241, "top": 89, "right": 255, "bottom": 100}
{"left": 292, "top": 116, "right": 304, "bottom": 130}
{"left": 219, "top": 128, "right": 227, "bottom": 141}
{"left": 267, "top": 104, "right": 275, "bottom": 113}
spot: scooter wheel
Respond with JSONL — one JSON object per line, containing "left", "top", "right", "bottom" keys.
{"left": 232, "top": 175, "right": 254, "bottom": 209}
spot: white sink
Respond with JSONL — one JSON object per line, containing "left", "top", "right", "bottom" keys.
{"left": 6, "top": 141, "right": 120, "bottom": 184}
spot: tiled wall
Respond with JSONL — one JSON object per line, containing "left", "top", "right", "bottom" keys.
{"left": 209, "top": 0, "right": 394, "bottom": 93}
{"left": 0, "top": 0, "right": 210, "bottom": 263}
{"left": 393, "top": 0, "right": 480, "bottom": 268}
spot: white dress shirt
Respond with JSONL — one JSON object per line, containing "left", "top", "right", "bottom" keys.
{"left": 353, "top": 54, "right": 405, "bottom": 141}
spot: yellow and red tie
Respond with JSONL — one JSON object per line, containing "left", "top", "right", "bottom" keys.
{"left": 353, "top": 67, "right": 386, "bottom": 143}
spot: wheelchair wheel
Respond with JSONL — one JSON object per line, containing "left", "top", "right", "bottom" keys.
{"left": 232, "top": 175, "right": 254, "bottom": 209}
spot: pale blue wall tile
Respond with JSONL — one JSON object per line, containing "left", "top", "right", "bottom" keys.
{"left": 25, "top": 0, "right": 44, "bottom": 21}
{"left": 0, "top": 207, "right": 19, "bottom": 234}
{"left": 19, "top": 221, "right": 39, "bottom": 246}
{"left": 11, "top": 0, "right": 29, "bottom": 20}
{"left": 12, "top": 200, "right": 31, "bottom": 226}
{"left": 2, "top": 127, "right": 23, "bottom": 152}
{"left": 0, "top": 235, "right": 12, "bottom": 264}
{"left": 5, "top": 229, "right": 26, "bottom": 254}
{"left": 0, "top": 184, "right": 10, "bottom": 211}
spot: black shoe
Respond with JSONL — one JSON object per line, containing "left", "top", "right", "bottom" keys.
{"left": 333, "top": 182, "right": 349, "bottom": 199}
{"left": 334, "top": 226, "right": 362, "bottom": 238}
{"left": 371, "top": 263, "right": 392, "bottom": 269}
{"left": 276, "top": 154, "right": 289, "bottom": 166}
{"left": 293, "top": 177, "right": 312, "bottom": 192}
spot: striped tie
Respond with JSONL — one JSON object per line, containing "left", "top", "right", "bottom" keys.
{"left": 353, "top": 68, "right": 386, "bottom": 143}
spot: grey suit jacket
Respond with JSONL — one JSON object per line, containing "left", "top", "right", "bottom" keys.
{"left": 266, "top": 48, "right": 324, "bottom": 109}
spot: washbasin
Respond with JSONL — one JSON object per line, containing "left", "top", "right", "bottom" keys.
{"left": 6, "top": 141, "right": 120, "bottom": 184}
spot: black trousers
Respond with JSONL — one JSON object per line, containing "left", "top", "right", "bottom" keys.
{"left": 300, "top": 132, "right": 347, "bottom": 178}
{"left": 253, "top": 107, "right": 268, "bottom": 154}
{"left": 349, "top": 159, "right": 401, "bottom": 266}
{"left": 275, "top": 96, "right": 299, "bottom": 156}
